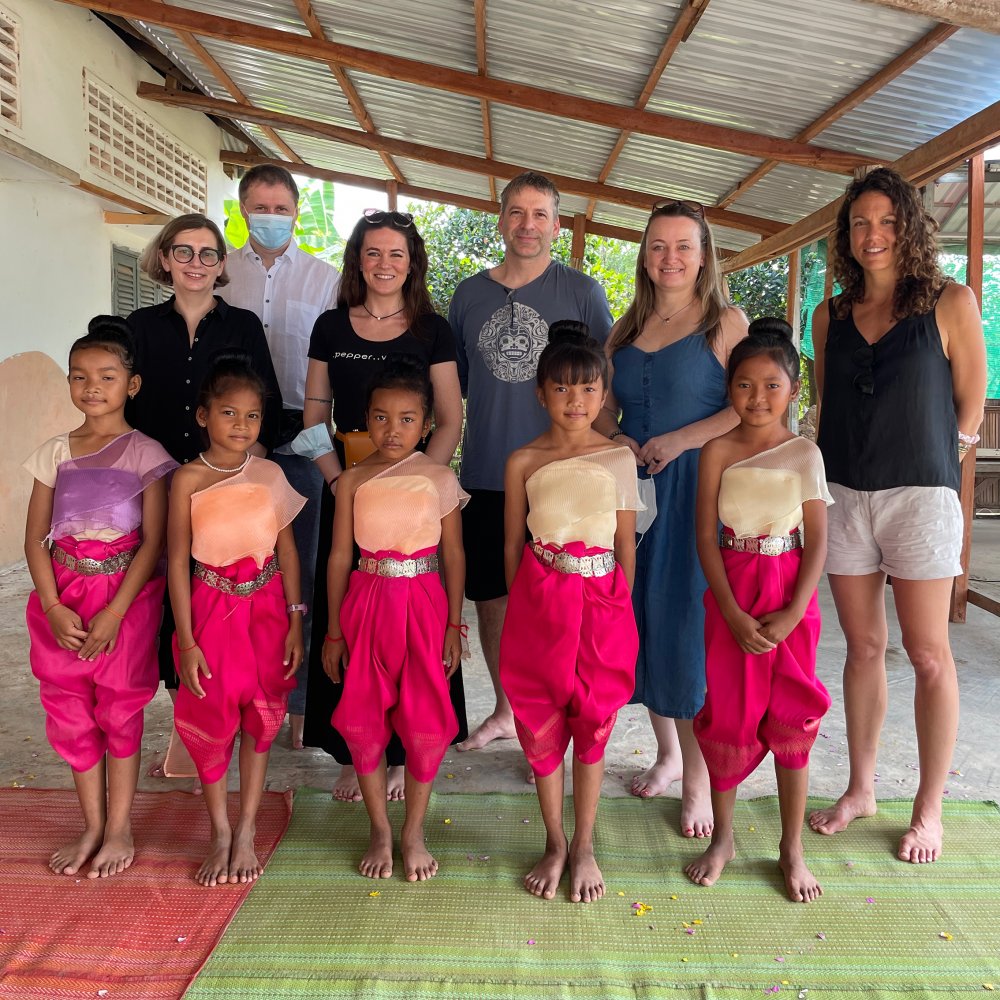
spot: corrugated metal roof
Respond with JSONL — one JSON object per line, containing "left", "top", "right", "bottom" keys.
{"left": 392, "top": 158, "right": 493, "bottom": 201}
{"left": 272, "top": 132, "right": 388, "bottom": 178}
{"left": 152, "top": 0, "right": 310, "bottom": 35}
{"left": 133, "top": 22, "right": 236, "bottom": 102}
{"left": 728, "top": 164, "right": 847, "bottom": 226}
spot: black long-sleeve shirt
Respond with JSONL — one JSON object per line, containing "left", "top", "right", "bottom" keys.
{"left": 125, "top": 296, "right": 282, "bottom": 464}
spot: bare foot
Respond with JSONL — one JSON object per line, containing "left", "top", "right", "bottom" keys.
{"left": 197, "top": 829, "right": 233, "bottom": 886}
{"left": 289, "top": 712, "right": 304, "bottom": 751}
{"left": 630, "top": 757, "right": 682, "bottom": 798}
{"left": 680, "top": 777, "right": 714, "bottom": 838}
{"left": 359, "top": 827, "right": 394, "bottom": 879}
{"left": 228, "top": 823, "right": 262, "bottom": 884}
{"left": 332, "top": 765, "right": 363, "bottom": 803}
{"left": 87, "top": 830, "right": 134, "bottom": 879}
{"left": 779, "top": 846, "right": 822, "bottom": 902}
{"left": 386, "top": 766, "right": 406, "bottom": 802}
{"left": 809, "top": 792, "right": 877, "bottom": 835}
{"left": 685, "top": 838, "right": 735, "bottom": 887}
{"left": 146, "top": 759, "right": 165, "bottom": 779}
{"left": 524, "top": 837, "right": 568, "bottom": 899}
{"left": 569, "top": 844, "right": 605, "bottom": 903}
{"left": 898, "top": 817, "right": 943, "bottom": 864}
{"left": 525, "top": 769, "right": 536, "bottom": 786}
{"left": 456, "top": 713, "right": 516, "bottom": 751}
{"left": 401, "top": 830, "right": 438, "bottom": 882}
{"left": 49, "top": 828, "right": 103, "bottom": 876}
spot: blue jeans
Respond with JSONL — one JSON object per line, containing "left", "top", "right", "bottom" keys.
{"left": 272, "top": 450, "right": 324, "bottom": 715}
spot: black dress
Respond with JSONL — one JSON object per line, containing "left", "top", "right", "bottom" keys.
{"left": 302, "top": 309, "right": 468, "bottom": 763}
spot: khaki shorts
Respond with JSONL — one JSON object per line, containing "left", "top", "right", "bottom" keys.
{"left": 826, "top": 483, "right": 962, "bottom": 580}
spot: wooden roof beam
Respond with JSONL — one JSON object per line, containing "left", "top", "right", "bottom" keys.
{"left": 718, "top": 22, "right": 959, "bottom": 208}
{"left": 586, "top": 0, "right": 712, "bottom": 220}
{"left": 858, "top": 0, "right": 1000, "bottom": 33}
{"left": 290, "top": 0, "right": 404, "bottom": 183}
{"left": 722, "top": 97, "right": 1000, "bottom": 272}
{"left": 474, "top": 0, "right": 496, "bottom": 203}
{"left": 56, "top": 0, "right": 878, "bottom": 172}
{"left": 142, "top": 83, "right": 784, "bottom": 235}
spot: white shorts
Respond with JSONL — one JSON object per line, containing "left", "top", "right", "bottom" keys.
{"left": 826, "top": 483, "right": 962, "bottom": 580}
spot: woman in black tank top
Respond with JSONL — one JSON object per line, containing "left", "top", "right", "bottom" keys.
{"left": 808, "top": 168, "right": 985, "bottom": 864}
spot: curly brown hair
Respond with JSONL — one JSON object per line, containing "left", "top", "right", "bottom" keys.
{"left": 831, "top": 167, "right": 949, "bottom": 320}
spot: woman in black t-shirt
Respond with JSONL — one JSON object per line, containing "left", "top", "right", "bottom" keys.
{"left": 302, "top": 211, "right": 465, "bottom": 799}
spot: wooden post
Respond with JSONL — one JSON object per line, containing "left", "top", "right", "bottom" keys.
{"left": 824, "top": 236, "right": 834, "bottom": 300}
{"left": 386, "top": 179, "right": 398, "bottom": 211}
{"left": 786, "top": 248, "right": 801, "bottom": 432}
{"left": 570, "top": 214, "right": 586, "bottom": 271}
{"left": 950, "top": 152, "right": 985, "bottom": 623}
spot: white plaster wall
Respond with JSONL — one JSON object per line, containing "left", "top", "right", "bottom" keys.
{"left": 0, "top": 0, "right": 236, "bottom": 564}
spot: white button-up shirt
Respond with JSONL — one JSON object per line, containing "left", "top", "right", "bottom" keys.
{"left": 221, "top": 241, "right": 341, "bottom": 410}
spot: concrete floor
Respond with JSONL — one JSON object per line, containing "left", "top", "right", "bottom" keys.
{"left": 1, "top": 524, "right": 997, "bottom": 811}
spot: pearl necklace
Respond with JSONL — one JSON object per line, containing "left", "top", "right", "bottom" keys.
{"left": 653, "top": 299, "right": 695, "bottom": 324}
{"left": 363, "top": 302, "right": 406, "bottom": 321}
{"left": 198, "top": 451, "right": 251, "bottom": 473}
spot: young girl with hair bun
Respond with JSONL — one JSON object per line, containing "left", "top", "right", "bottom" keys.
{"left": 168, "top": 351, "right": 305, "bottom": 886}
{"left": 688, "top": 317, "right": 832, "bottom": 902}
{"left": 24, "top": 316, "right": 176, "bottom": 878}
{"left": 500, "top": 320, "right": 643, "bottom": 904}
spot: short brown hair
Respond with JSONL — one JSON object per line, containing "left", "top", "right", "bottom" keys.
{"left": 140, "top": 213, "right": 229, "bottom": 288}
{"left": 499, "top": 171, "right": 560, "bottom": 216}
{"left": 238, "top": 164, "right": 299, "bottom": 205}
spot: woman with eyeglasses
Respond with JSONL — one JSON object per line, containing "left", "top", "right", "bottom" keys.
{"left": 808, "top": 167, "right": 985, "bottom": 864}
{"left": 126, "top": 213, "right": 282, "bottom": 759}
{"left": 597, "top": 200, "right": 748, "bottom": 838}
{"left": 301, "top": 209, "right": 466, "bottom": 803}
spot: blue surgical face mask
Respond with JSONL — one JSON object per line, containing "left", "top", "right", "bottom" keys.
{"left": 247, "top": 213, "right": 295, "bottom": 251}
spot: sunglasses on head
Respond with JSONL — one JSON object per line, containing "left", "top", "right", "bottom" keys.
{"left": 652, "top": 199, "right": 706, "bottom": 219}
{"left": 363, "top": 208, "right": 414, "bottom": 228}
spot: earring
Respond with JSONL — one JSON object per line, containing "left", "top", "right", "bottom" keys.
{"left": 128, "top": 391, "right": 136, "bottom": 399}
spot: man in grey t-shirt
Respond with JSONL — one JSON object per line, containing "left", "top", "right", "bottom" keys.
{"left": 450, "top": 171, "right": 613, "bottom": 752}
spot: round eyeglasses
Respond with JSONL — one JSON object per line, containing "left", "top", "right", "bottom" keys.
{"left": 169, "top": 244, "right": 224, "bottom": 266}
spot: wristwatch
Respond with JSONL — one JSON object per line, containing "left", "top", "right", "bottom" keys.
{"left": 286, "top": 603, "right": 308, "bottom": 615}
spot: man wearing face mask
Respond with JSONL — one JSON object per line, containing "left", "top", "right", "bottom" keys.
{"left": 220, "top": 163, "right": 341, "bottom": 749}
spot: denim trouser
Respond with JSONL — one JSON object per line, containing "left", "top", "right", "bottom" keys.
{"left": 271, "top": 449, "right": 324, "bottom": 715}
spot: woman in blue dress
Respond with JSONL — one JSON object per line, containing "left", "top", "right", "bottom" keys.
{"left": 597, "top": 201, "right": 747, "bottom": 838}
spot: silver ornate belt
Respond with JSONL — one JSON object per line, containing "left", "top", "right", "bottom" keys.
{"left": 51, "top": 543, "right": 137, "bottom": 576}
{"left": 357, "top": 553, "right": 439, "bottom": 578}
{"left": 530, "top": 542, "right": 616, "bottom": 578}
{"left": 720, "top": 532, "right": 801, "bottom": 556}
{"left": 193, "top": 557, "right": 278, "bottom": 596}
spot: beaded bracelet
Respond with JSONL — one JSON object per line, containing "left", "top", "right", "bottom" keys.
{"left": 958, "top": 431, "right": 981, "bottom": 446}
{"left": 104, "top": 604, "right": 125, "bottom": 621}
{"left": 609, "top": 429, "right": 625, "bottom": 440}
{"left": 324, "top": 633, "right": 344, "bottom": 643}
{"left": 43, "top": 600, "right": 62, "bottom": 615}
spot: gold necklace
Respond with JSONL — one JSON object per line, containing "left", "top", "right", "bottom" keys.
{"left": 652, "top": 299, "right": 695, "bottom": 324}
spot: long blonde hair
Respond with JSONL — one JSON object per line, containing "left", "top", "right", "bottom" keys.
{"left": 609, "top": 203, "right": 729, "bottom": 354}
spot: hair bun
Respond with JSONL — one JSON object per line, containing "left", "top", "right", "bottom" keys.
{"left": 207, "top": 349, "right": 255, "bottom": 373}
{"left": 382, "top": 353, "right": 429, "bottom": 378}
{"left": 547, "top": 319, "right": 591, "bottom": 345}
{"left": 747, "top": 316, "right": 793, "bottom": 341}
{"left": 87, "top": 315, "right": 132, "bottom": 338}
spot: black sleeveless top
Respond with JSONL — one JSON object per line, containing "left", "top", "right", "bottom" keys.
{"left": 817, "top": 298, "right": 959, "bottom": 493}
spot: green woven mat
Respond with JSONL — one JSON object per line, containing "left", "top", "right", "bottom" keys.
{"left": 186, "top": 790, "right": 1000, "bottom": 998}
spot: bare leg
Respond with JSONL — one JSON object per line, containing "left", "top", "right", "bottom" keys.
{"left": 775, "top": 763, "right": 821, "bottom": 901}
{"left": 332, "top": 764, "right": 363, "bottom": 802}
{"left": 685, "top": 786, "right": 735, "bottom": 886}
{"left": 569, "top": 756, "right": 606, "bottom": 903}
{"left": 88, "top": 752, "right": 140, "bottom": 878}
{"left": 147, "top": 688, "right": 179, "bottom": 777}
{"left": 197, "top": 771, "right": 232, "bottom": 887}
{"left": 892, "top": 577, "right": 958, "bottom": 863}
{"left": 356, "top": 765, "right": 394, "bottom": 878}
{"left": 50, "top": 760, "right": 106, "bottom": 875}
{"left": 676, "top": 718, "right": 713, "bottom": 838}
{"left": 228, "top": 736, "right": 268, "bottom": 884}
{"left": 386, "top": 765, "right": 407, "bottom": 801}
{"left": 523, "top": 762, "right": 568, "bottom": 899}
{"left": 457, "top": 597, "right": 516, "bottom": 750}
{"left": 809, "top": 572, "right": 886, "bottom": 835}
{"left": 630, "top": 711, "right": 683, "bottom": 798}
{"left": 289, "top": 712, "right": 304, "bottom": 750}
{"left": 400, "top": 771, "right": 437, "bottom": 882}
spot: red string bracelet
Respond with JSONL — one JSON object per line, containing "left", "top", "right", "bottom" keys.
{"left": 104, "top": 604, "right": 125, "bottom": 620}
{"left": 324, "top": 633, "right": 343, "bottom": 643}
{"left": 447, "top": 622, "right": 469, "bottom": 636}
{"left": 177, "top": 641, "right": 197, "bottom": 653}
{"left": 43, "top": 600, "right": 61, "bottom": 615}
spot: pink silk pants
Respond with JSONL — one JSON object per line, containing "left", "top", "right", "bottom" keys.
{"left": 499, "top": 542, "right": 638, "bottom": 777}
{"left": 694, "top": 546, "right": 831, "bottom": 791}
{"left": 173, "top": 555, "right": 294, "bottom": 784}
{"left": 26, "top": 532, "right": 160, "bottom": 772}
{"left": 331, "top": 548, "right": 457, "bottom": 784}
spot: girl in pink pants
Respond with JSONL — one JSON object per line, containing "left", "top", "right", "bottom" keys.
{"left": 322, "top": 357, "right": 467, "bottom": 884}
{"left": 689, "top": 318, "right": 832, "bottom": 903}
